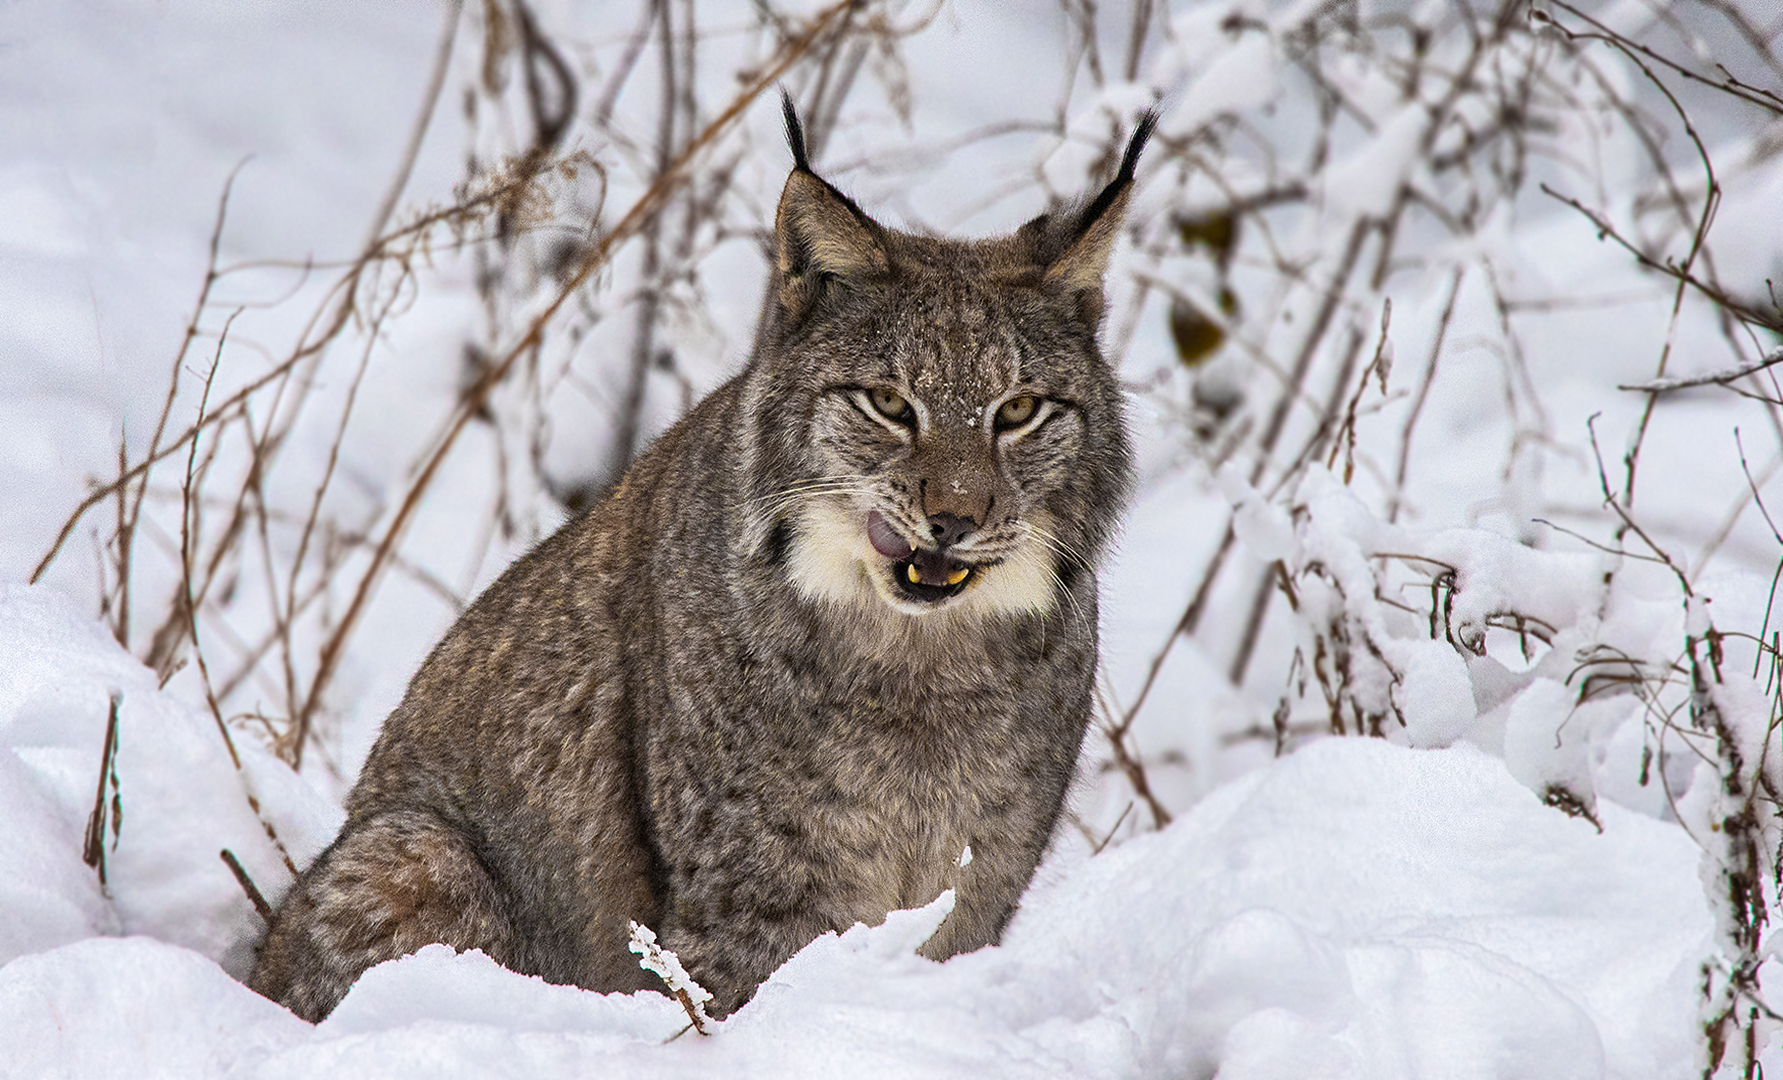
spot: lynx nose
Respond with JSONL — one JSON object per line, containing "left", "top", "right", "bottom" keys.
{"left": 928, "top": 513, "right": 976, "bottom": 549}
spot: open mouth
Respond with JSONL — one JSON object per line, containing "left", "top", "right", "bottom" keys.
{"left": 890, "top": 548, "right": 974, "bottom": 604}
{"left": 868, "top": 510, "right": 973, "bottom": 605}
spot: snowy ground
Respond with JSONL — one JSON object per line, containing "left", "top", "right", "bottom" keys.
{"left": 0, "top": 583, "right": 1713, "bottom": 1077}
{"left": 4, "top": 0, "right": 1782, "bottom": 1076}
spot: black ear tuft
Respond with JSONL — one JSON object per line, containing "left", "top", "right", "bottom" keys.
{"left": 781, "top": 88, "right": 812, "bottom": 175}
{"left": 770, "top": 91, "right": 889, "bottom": 320}
{"left": 1075, "top": 109, "right": 1159, "bottom": 236}
{"left": 1119, "top": 109, "right": 1160, "bottom": 186}
{"left": 1037, "top": 109, "right": 1161, "bottom": 329}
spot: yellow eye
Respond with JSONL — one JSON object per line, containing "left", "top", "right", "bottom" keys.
{"left": 869, "top": 388, "right": 912, "bottom": 421}
{"left": 995, "top": 395, "right": 1038, "bottom": 430}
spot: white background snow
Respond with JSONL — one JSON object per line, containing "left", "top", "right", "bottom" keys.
{"left": 2, "top": 0, "right": 1781, "bottom": 1076}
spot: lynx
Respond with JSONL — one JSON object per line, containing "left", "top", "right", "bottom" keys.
{"left": 248, "top": 96, "right": 1155, "bottom": 1022}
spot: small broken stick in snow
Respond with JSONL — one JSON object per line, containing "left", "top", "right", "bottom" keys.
{"left": 81, "top": 691, "right": 124, "bottom": 893}
{"left": 628, "top": 920, "right": 715, "bottom": 1036}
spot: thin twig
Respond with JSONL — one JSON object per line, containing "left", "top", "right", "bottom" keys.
{"left": 181, "top": 313, "right": 242, "bottom": 770}
{"left": 1389, "top": 267, "right": 1463, "bottom": 522}
{"left": 220, "top": 848, "right": 274, "bottom": 925}
{"left": 1619, "top": 348, "right": 1783, "bottom": 394}
{"left": 81, "top": 692, "right": 124, "bottom": 892}
{"left": 364, "top": 0, "right": 465, "bottom": 251}
{"left": 288, "top": 0, "right": 861, "bottom": 757}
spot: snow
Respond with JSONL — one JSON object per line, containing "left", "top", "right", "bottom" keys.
{"left": 5, "top": 0, "right": 1783, "bottom": 1075}
{"left": 1217, "top": 461, "right": 1296, "bottom": 562}
{"left": 1322, "top": 104, "right": 1430, "bottom": 220}
{"left": 1161, "top": 27, "right": 1280, "bottom": 138}
{"left": 0, "top": 597, "right": 1713, "bottom": 1076}
{"left": 0, "top": 585, "right": 338, "bottom": 976}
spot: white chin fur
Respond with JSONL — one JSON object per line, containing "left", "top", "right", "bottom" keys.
{"left": 785, "top": 499, "right": 1058, "bottom": 620}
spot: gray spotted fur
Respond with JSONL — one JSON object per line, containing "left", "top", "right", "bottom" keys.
{"left": 247, "top": 99, "right": 1155, "bottom": 1022}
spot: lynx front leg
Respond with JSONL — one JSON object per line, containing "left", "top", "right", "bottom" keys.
{"left": 917, "top": 838, "right": 1045, "bottom": 962}
{"left": 248, "top": 808, "right": 519, "bottom": 1022}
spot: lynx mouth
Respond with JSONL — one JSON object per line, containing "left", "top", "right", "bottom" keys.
{"left": 867, "top": 510, "right": 974, "bottom": 606}
{"left": 890, "top": 548, "right": 974, "bottom": 604}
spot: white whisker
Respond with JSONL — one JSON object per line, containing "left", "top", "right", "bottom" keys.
{"left": 1016, "top": 520, "right": 1093, "bottom": 572}
{"left": 741, "top": 479, "right": 874, "bottom": 520}
{"left": 737, "top": 475, "right": 870, "bottom": 510}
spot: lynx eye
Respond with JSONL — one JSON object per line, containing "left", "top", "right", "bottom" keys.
{"left": 868, "top": 388, "right": 913, "bottom": 422}
{"left": 994, "top": 395, "right": 1039, "bottom": 430}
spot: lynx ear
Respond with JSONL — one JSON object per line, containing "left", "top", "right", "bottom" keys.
{"left": 1037, "top": 110, "right": 1159, "bottom": 327}
{"left": 773, "top": 91, "right": 888, "bottom": 318}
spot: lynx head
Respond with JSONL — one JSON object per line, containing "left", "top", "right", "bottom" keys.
{"left": 739, "top": 94, "right": 1153, "bottom": 626}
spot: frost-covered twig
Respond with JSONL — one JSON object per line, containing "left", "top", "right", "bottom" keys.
{"left": 1576, "top": 425, "right": 1780, "bottom": 1077}
{"left": 1688, "top": 623, "right": 1773, "bottom": 1080}
{"left": 1619, "top": 349, "right": 1783, "bottom": 395}
{"left": 628, "top": 921, "right": 715, "bottom": 1036}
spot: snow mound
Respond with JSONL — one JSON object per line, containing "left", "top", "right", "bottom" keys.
{"left": 0, "top": 584, "right": 1710, "bottom": 1078}
{"left": 0, "top": 584, "right": 340, "bottom": 975}
{"left": 1008, "top": 738, "right": 1707, "bottom": 1079}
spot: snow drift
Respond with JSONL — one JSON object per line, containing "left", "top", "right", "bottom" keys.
{"left": 0, "top": 583, "right": 1713, "bottom": 1078}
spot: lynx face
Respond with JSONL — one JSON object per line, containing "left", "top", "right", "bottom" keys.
{"left": 738, "top": 107, "right": 1147, "bottom": 633}
{"left": 782, "top": 279, "right": 1106, "bottom": 621}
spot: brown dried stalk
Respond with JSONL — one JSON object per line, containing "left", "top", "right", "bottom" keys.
{"left": 81, "top": 692, "right": 124, "bottom": 892}
{"left": 286, "top": 0, "right": 862, "bottom": 762}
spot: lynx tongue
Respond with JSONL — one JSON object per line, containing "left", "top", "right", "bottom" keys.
{"left": 866, "top": 511, "right": 914, "bottom": 560}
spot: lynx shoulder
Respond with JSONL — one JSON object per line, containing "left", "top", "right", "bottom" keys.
{"left": 247, "top": 97, "right": 1156, "bottom": 1022}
